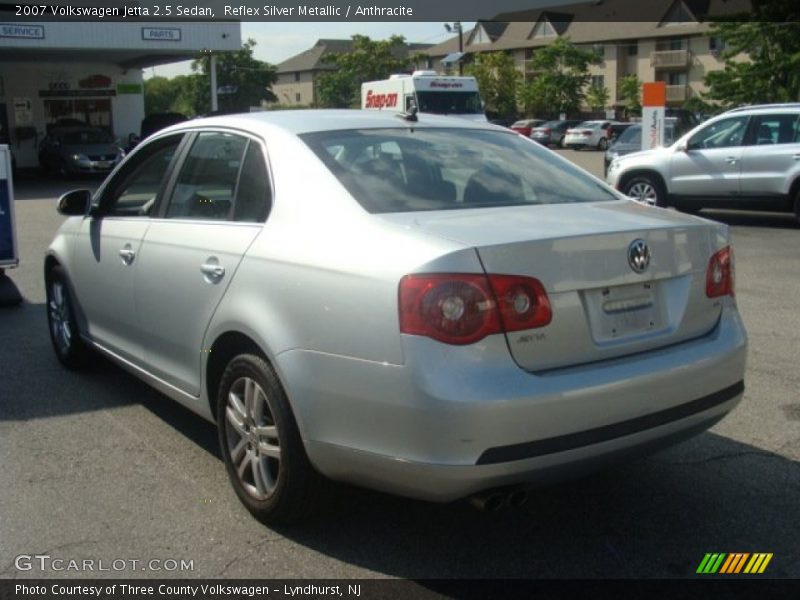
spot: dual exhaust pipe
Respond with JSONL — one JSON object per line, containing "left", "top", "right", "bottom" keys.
{"left": 468, "top": 487, "right": 529, "bottom": 512}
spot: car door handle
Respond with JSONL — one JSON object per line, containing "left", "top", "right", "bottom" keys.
{"left": 724, "top": 156, "right": 738, "bottom": 164}
{"left": 200, "top": 263, "right": 225, "bottom": 281}
{"left": 118, "top": 247, "right": 135, "bottom": 265}
{"left": 793, "top": 153, "right": 800, "bottom": 161}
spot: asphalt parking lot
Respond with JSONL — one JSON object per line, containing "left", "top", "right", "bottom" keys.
{"left": 1, "top": 152, "right": 799, "bottom": 581}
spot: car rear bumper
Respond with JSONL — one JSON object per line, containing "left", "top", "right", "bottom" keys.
{"left": 279, "top": 304, "right": 747, "bottom": 502}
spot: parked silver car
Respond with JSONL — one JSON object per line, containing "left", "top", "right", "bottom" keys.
{"left": 607, "top": 103, "right": 800, "bottom": 223}
{"left": 45, "top": 110, "right": 747, "bottom": 523}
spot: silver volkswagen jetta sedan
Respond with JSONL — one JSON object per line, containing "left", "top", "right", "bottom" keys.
{"left": 45, "top": 110, "right": 747, "bottom": 523}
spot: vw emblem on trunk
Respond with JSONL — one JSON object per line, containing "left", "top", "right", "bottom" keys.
{"left": 627, "top": 239, "right": 650, "bottom": 273}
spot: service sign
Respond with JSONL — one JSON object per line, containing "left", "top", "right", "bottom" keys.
{"left": 0, "top": 145, "right": 17, "bottom": 268}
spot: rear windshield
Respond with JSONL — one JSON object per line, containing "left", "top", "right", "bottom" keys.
{"left": 617, "top": 126, "right": 641, "bottom": 144}
{"left": 301, "top": 128, "right": 618, "bottom": 213}
{"left": 577, "top": 121, "right": 604, "bottom": 129}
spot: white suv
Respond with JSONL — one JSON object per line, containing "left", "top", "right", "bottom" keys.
{"left": 606, "top": 104, "right": 800, "bottom": 224}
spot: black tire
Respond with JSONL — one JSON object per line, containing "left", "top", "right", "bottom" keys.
{"left": 217, "top": 353, "right": 322, "bottom": 524}
{"left": 794, "top": 189, "right": 800, "bottom": 226}
{"left": 623, "top": 175, "right": 668, "bottom": 208}
{"left": 598, "top": 137, "right": 608, "bottom": 151}
{"left": 558, "top": 136, "right": 566, "bottom": 148}
{"left": 45, "top": 265, "right": 91, "bottom": 369}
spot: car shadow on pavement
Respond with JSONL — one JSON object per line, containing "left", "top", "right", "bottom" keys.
{"left": 3, "top": 303, "right": 797, "bottom": 579}
{"left": 0, "top": 302, "right": 219, "bottom": 457}
{"left": 698, "top": 209, "right": 798, "bottom": 229}
{"left": 274, "top": 432, "right": 799, "bottom": 579}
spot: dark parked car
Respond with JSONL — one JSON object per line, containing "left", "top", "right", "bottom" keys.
{"left": 608, "top": 123, "right": 634, "bottom": 142}
{"left": 530, "top": 120, "right": 582, "bottom": 147}
{"left": 38, "top": 127, "right": 125, "bottom": 177}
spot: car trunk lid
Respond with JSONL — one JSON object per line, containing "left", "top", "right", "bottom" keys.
{"left": 381, "top": 201, "right": 726, "bottom": 371}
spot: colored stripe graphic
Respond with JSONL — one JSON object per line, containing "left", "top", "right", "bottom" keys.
{"left": 698, "top": 552, "right": 773, "bottom": 574}
{"left": 744, "top": 553, "right": 773, "bottom": 574}
{"left": 697, "top": 553, "right": 727, "bottom": 574}
{"left": 720, "top": 553, "right": 749, "bottom": 574}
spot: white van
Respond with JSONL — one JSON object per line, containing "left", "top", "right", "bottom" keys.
{"left": 361, "top": 71, "right": 486, "bottom": 122}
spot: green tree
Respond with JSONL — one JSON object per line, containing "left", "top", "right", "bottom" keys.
{"left": 144, "top": 74, "right": 203, "bottom": 116}
{"left": 466, "top": 51, "right": 520, "bottom": 118}
{"left": 704, "top": 3, "right": 800, "bottom": 106}
{"left": 190, "top": 38, "right": 277, "bottom": 114}
{"left": 585, "top": 84, "right": 610, "bottom": 111}
{"left": 618, "top": 74, "right": 642, "bottom": 115}
{"left": 316, "top": 35, "right": 412, "bottom": 108}
{"left": 517, "top": 38, "right": 601, "bottom": 116}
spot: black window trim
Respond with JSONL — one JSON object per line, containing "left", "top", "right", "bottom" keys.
{"left": 92, "top": 132, "right": 189, "bottom": 218}
{"left": 152, "top": 127, "right": 274, "bottom": 224}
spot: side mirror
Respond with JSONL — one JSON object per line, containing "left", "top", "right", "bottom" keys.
{"left": 57, "top": 189, "right": 92, "bottom": 216}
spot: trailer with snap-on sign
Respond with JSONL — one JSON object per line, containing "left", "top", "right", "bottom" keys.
{"left": 361, "top": 71, "right": 487, "bottom": 122}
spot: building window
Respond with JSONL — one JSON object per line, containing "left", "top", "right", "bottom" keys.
{"left": 592, "top": 43, "right": 604, "bottom": 57}
{"left": 294, "top": 72, "right": 300, "bottom": 82}
{"left": 667, "top": 72, "right": 688, "bottom": 86}
{"left": 627, "top": 42, "right": 638, "bottom": 56}
{"left": 669, "top": 38, "right": 687, "bottom": 50}
{"left": 531, "top": 19, "right": 556, "bottom": 39}
{"left": 295, "top": 93, "right": 301, "bottom": 102}
{"left": 709, "top": 37, "right": 725, "bottom": 53}
{"left": 591, "top": 75, "right": 605, "bottom": 88}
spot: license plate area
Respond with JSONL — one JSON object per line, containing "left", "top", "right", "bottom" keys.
{"left": 583, "top": 282, "right": 666, "bottom": 343}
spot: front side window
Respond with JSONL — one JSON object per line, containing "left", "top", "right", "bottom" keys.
{"left": 165, "top": 132, "right": 248, "bottom": 221}
{"left": 101, "top": 135, "right": 183, "bottom": 217}
{"left": 688, "top": 116, "right": 749, "bottom": 150}
{"left": 301, "top": 128, "right": 619, "bottom": 214}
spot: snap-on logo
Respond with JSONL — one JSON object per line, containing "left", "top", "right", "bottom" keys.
{"left": 365, "top": 90, "right": 398, "bottom": 109}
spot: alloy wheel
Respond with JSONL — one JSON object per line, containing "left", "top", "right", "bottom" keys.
{"left": 48, "top": 280, "right": 73, "bottom": 354}
{"left": 627, "top": 181, "right": 658, "bottom": 206}
{"left": 225, "top": 376, "right": 282, "bottom": 500}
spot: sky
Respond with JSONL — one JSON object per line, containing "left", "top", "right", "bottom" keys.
{"left": 145, "top": 22, "right": 476, "bottom": 79}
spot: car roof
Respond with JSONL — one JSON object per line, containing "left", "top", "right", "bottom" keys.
{"left": 724, "top": 103, "right": 800, "bottom": 115}
{"left": 161, "top": 109, "right": 500, "bottom": 137}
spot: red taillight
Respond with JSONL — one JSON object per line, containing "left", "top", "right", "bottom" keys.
{"left": 399, "top": 273, "right": 551, "bottom": 345}
{"left": 543, "top": 128, "right": 551, "bottom": 134}
{"left": 580, "top": 131, "right": 591, "bottom": 136}
{"left": 706, "top": 246, "right": 734, "bottom": 298}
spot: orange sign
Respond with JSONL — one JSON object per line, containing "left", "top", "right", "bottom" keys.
{"left": 642, "top": 82, "right": 666, "bottom": 107}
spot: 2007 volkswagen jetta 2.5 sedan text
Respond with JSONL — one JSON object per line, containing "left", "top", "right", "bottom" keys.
{"left": 44, "top": 110, "right": 747, "bottom": 523}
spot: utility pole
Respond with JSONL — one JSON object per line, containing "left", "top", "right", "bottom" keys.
{"left": 444, "top": 22, "right": 464, "bottom": 75}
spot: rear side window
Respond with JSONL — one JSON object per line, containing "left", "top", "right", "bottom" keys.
{"left": 301, "top": 128, "right": 618, "bottom": 213}
{"left": 747, "top": 113, "right": 800, "bottom": 145}
{"left": 165, "top": 132, "right": 247, "bottom": 220}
